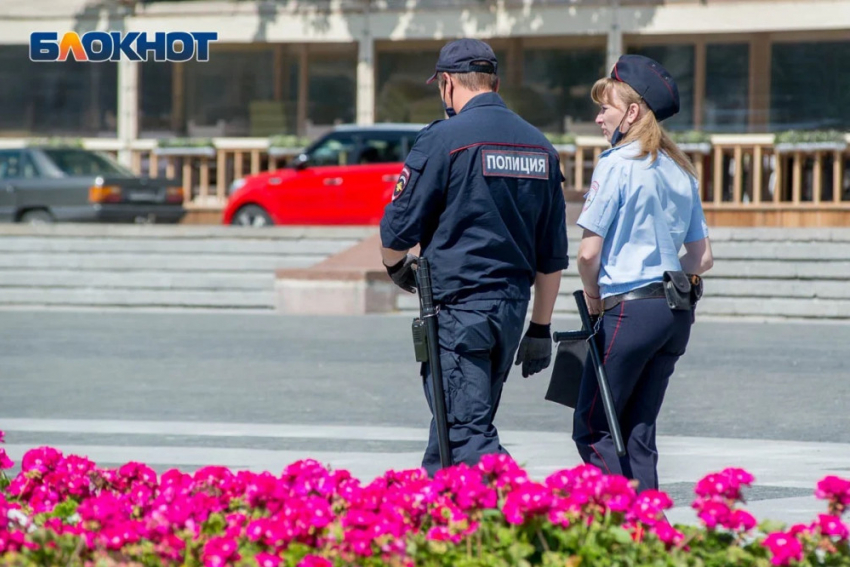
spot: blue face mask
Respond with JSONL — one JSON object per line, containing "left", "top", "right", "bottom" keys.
{"left": 610, "top": 108, "right": 632, "bottom": 147}
{"left": 442, "top": 82, "right": 456, "bottom": 118}
{"left": 610, "top": 127, "right": 625, "bottom": 147}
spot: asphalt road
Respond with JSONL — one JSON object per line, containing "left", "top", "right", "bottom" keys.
{"left": 1, "top": 309, "right": 848, "bottom": 444}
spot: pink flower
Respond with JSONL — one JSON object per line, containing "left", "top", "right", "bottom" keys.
{"left": 298, "top": 555, "right": 333, "bottom": 567}
{"left": 762, "top": 532, "right": 804, "bottom": 566}
{"left": 297, "top": 556, "right": 331, "bottom": 567}
{"left": 202, "top": 536, "right": 240, "bottom": 567}
{"left": 815, "top": 514, "right": 849, "bottom": 540}
{"left": 631, "top": 500, "right": 664, "bottom": 526}
{"left": 694, "top": 468, "right": 754, "bottom": 503}
{"left": 653, "top": 521, "right": 685, "bottom": 548}
{"left": 638, "top": 490, "right": 674, "bottom": 510}
{"left": 0, "top": 430, "right": 5, "bottom": 443}
{"left": 815, "top": 476, "right": 850, "bottom": 509}
{"left": 501, "top": 482, "right": 552, "bottom": 525}
{"left": 256, "top": 552, "right": 282, "bottom": 567}
{"left": 724, "top": 509, "right": 757, "bottom": 532}
{"left": 0, "top": 448, "right": 13, "bottom": 470}
{"left": 788, "top": 523, "right": 812, "bottom": 537}
{"left": 722, "top": 468, "right": 755, "bottom": 488}
{"left": 696, "top": 500, "right": 731, "bottom": 529}
{"left": 426, "top": 525, "right": 456, "bottom": 543}
{"left": 597, "top": 476, "right": 637, "bottom": 512}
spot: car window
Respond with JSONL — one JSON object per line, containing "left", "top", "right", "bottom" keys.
{"left": 308, "top": 133, "right": 357, "bottom": 167}
{"left": 0, "top": 151, "right": 38, "bottom": 180}
{"left": 0, "top": 151, "right": 21, "bottom": 180}
{"left": 356, "top": 132, "right": 414, "bottom": 164}
{"left": 40, "top": 148, "right": 134, "bottom": 177}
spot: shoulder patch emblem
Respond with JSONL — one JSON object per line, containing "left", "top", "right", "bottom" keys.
{"left": 583, "top": 181, "right": 599, "bottom": 211}
{"left": 392, "top": 166, "right": 411, "bottom": 201}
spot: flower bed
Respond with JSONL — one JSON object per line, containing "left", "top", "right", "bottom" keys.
{"left": 0, "top": 432, "right": 848, "bottom": 567}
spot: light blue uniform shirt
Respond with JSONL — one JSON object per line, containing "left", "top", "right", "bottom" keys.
{"left": 577, "top": 141, "right": 709, "bottom": 299}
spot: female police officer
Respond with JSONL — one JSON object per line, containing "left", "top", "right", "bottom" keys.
{"left": 572, "top": 54, "right": 714, "bottom": 492}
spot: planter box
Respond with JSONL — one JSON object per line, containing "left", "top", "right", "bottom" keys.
{"left": 677, "top": 142, "right": 712, "bottom": 154}
{"left": 774, "top": 142, "right": 848, "bottom": 154}
{"left": 268, "top": 147, "right": 304, "bottom": 158}
{"left": 153, "top": 146, "right": 217, "bottom": 157}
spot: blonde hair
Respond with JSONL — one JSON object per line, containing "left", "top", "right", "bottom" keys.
{"left": 591, "top": 77, "right": 697, "bottom": 178}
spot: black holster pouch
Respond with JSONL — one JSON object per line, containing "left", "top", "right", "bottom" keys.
{"left": 663, "top": 270, "right": 693, "bottom": 310}
{"left": 411, "top": 318, "right": 429, "bottom": 362}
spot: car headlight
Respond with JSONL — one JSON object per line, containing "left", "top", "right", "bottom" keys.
{"left": 228, "top": 178, "right": 247, "bottom": 196}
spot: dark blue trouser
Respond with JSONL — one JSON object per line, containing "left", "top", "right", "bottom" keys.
{"left": 421, "top": 299, "right": 528, "bottom": 476}
{"left": 572, "top": 297, "right": 693, "bottom": 492}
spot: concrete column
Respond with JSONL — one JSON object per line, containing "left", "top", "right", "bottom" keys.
{"left": 356, "top": 2, "right": 375, "bottom": 125}
{"left": 297, "top": 45, "right": 309, "bottom": 136}
{"left": 606, "top": 0, "right": 623, "bottom": 72}
{"left": 117, "top": 58, "right": 139, "bottom": 166}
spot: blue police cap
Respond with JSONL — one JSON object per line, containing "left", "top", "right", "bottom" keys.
{"left": 611, "top": 54, "right": 680, "bottom": 121}
{"left": 426, "top": 39, "right": 498, "bottom": 84}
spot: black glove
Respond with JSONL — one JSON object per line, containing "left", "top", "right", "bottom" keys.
{"left": 514, "top": 322, "right": 553, "bottom": 378}
{"left": 385, "top": 254, "right": 418, "bottom": 293}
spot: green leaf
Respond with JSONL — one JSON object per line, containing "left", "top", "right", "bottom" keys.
{"left": 268, "top": 134, "right": 312, "bottom": 149}
{"left": 26, "top": 137, "right": 85, "bottom": 148}
{"left": 774, "top": 129, "right": 847, "bottom": 145}
{"left": 667, "top": 129, "right": 712, "bottom": 144}
{"left": 610, "top": 526, "right": 634, "bottom": 545}
{"left": 156, "top": 137, "right": 215, "bottom": 149}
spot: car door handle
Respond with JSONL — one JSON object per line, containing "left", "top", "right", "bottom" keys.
{"left": 382, "top": 174, "right": 399, "bottom": 183}
{"left": 323, "top": 177, "right": 343, "bottom": 186}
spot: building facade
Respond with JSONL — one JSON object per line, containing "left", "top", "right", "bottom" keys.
{"left": 1, "top": 0, "right": 848, "bottom": 141}
{"left": 0, "top": 0, "right": 848, "bottom": 226}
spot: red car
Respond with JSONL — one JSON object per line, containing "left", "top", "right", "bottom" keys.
{"left": 223, "top": 124, "right": 425, "bottom": 226}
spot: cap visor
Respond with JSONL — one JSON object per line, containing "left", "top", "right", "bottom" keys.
{"left": 426, "top": 71, "right": 438, "bottom": 85}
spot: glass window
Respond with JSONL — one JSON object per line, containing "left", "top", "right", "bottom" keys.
{"left": 0, "top": 151, "right": 21, "bottom": 179}
{"left": 140, "top": 60, "right": 174, "bottom": 135}
{"left": 308, "top": 49, "right": 357, "bottom": 127}
{"left": 376, "top": 50, "right": 443, "bottom": 124}
{"left": 704, "top": 44, "right": 750, "bottom": 133}
{"left": 41, "top": 149, "right": 134, "bottom": 177}
{"left": 0, "top": 46, "right": 117, "bottom": 137}
{"left": 520, "top": 48, "right": 606, "bottom": 133}
{"left": 771, "top": 41, "right": 850, "bottom": 131}
{"left": 307, "top": 133, "right": 357, "bottom": 166}
{"left": 184, "top": 47, "right": 275, "bottom": 137}
{"left": 628, "top": 45, "right": 695, "bottom": 131}
{"left": 357, "top": 131, "right": 415, "bottom": 164}
{"left": 0, "top": 151, "right": 38, "bottom": 179}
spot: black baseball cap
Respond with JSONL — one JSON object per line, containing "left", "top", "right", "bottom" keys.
{"left": 426, "top": 38, "right": 498, "bottom": 84}
{"left": 610, "top": 54, "right": 680, "bottom": 122}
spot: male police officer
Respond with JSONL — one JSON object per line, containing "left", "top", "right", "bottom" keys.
{"left": 379, "top": 38, "right": 569, "bottom": 475}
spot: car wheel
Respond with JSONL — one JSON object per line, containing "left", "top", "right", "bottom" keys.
{"left": 232, "top": 205, "right": 274, "bottom": 227}
{"left": 20, "top": 209, "right": 54, "bottom": 225}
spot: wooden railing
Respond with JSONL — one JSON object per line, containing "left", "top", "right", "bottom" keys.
{"left": 24, "top": 133, "right": 850, "bottom": 226}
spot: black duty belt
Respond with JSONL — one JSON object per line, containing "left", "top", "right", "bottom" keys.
{"left": 603, "top": 282, "right": 666, "bottom": 312}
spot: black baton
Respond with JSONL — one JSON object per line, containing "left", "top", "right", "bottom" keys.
{"left": 572, "top": 290, "right": 627, "bottom": 458}
{"left": 415, "top": 258, "right": 453, "bottom": 469}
